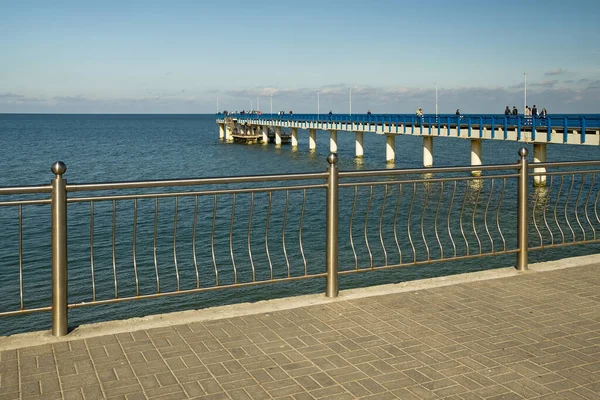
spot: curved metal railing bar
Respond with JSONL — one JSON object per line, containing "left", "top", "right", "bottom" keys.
{"left": 434, "top": 182, "right": 444, "bottom": 259}
{"left": 447, "top": 181, "right": 458, "bottom": 257}
{"left": 283, "top": 190, "right": 291, "bottom": 278}
{"left": 349, "top": 186, "right": 358, "bottom": 270}
{"left": 497, "top": 178, "right": 507, "bottom": 252}
{"left": 173, "top": 197, "right": 180, "bottom": 291}
{"left": 229, "top": 194, "right": 237, "bottom": 284}
{"left": 90, "top": 201, "right": 96, "bottom": 301}
{"left": 133, "top": 199, "right": 139, "bottom": 296}
{"left": 564, "top": 175, "right": 576, "bottom": 242}
{"left": 420, "top": 183, "right": 431, "bottom": 261}
{"left": 112, "top": 200, "right": 118, "bottom": 298}
{"left": 248, "top": 193, "right": 256, "bottom": 282}
{"left": 378, "top": 185, "right": 389, "bottom": 266}
{"left": 483, "top": 179, "right": 495, "bottom": 252}
{"left": 573, "top": 174, "right": 585, "bottom": 241}
{"left": 583, "top": 174, "right": 596, "bottom": 240}
{"left": 542, "top": 177, "right": 554, "bottom": 245}
{"left": 299, "top": 189, "right": 307, "bottom": 275}
{"left": 459, "top": 182, "right": 470, "bottom": 256}
{"left": 407, "top": 183, "right": 417, "bottom": 263}
{"left": 211, "top": 195, "right": 218, "bottom": 286}
{"left": 192, "top": 196, "right": 200, "bottom": 288}
{"left": 265, "top": 192, "right": 273, "bottom": 280}
{"left": 393, "top": 184, "right": 403, "bottom": 264}
{"left": 364, "top": 186, "right": 374, "bottom": 268}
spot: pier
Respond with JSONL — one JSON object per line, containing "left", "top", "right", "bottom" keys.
{"left": 217, "top": 113, "right": 600, "bottom": 183}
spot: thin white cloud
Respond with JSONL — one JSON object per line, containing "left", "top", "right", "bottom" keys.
{"left": 0, "top": 92, "right": 25, "bottom": 99}
{"left": 530, "top": 80, "right": 558, "bottom": 88}
{"left": 52, "top": 95, "right": 90, "bottom": 103}
{"left": 545, "top": 68, "right": 567, "bottom": 76}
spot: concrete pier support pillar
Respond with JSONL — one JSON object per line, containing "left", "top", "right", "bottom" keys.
{"left": 309, "top": 129, "right": 317, "bottom": 150}
{"left": 533, "top": 143, "right": 547, "bottom": 186}
{"left": 423, "top": 136, "right": 434, "bottom": 167}
{"left": 261, "top": 125, "right": 269, "bottom": 144}
{"left": 355, "top": 131, "right": 364, "bottom": 158}
{"left": 330, "top": 130, "right": 337, "bottom": 153}
{"left": 386, "top": 134, "right": 395, "bottom": 163}
{"left": 225, "top": 124, "right": 233, "bottom": 142}
{"left": 255, "top": 125, "right": 261, "bottom": 142}
{"left": 471, "top": 139, "right": 482, "bottom": 176}
{"left": 219, "top": 123, "right": 225, "bottom": 140}
{"left": 291, "top": 128, "right": 298, "bottom": 147}
{"left": 275, "top": 126, "right": 282, "bottom": 145}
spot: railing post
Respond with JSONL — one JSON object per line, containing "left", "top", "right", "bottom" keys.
{"left": 51, "top": 161, "right": 68, "bottom": 336}
{"left": 516, "top": 148, "right": 528, "bottom": 271}
{"left": 326, "top": 153, "right": 339, "bottom": 297}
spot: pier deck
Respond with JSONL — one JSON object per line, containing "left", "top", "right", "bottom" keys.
{"left": 217, "top": 113, "right": 599, "bottom": 165}
{"left": 2, "top": 257, "right": 599, "bottom": 400}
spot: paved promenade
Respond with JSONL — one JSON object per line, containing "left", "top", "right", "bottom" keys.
{"left": 1, "top": 258, "right": 599, "bottom": 400}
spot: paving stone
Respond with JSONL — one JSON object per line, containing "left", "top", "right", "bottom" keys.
{"left": 171, "top": 365, "right": 213, "bottom": 383}
{"left": 60, "top": 372, "right": 100, "bottom": 390}
{"left": 196, "top": 378, "right": 225, "bottom": 395}
{"left": 144, "top": 384, "right": 186, "bottom": 398}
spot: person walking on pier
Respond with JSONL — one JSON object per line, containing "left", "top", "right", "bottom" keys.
{"left": 532, "top": 105, "right": 538, "bottom": 117}
{"left": 455, "top": 109, "right": 460, "bottom": 116}
{"left": 505, "top": 106, "right": 511, "bottom": 115}
{"left": 415, "top": 108, "right": 423, "bottom": 126}
{"left": 512, "top": 106, "right": 518, "bottom": 116}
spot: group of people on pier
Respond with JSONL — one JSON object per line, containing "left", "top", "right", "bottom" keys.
{"left": 504, "top": 105, "right": 547, "bottom": 117}
{"left": 222, "top": 106, "right": 551, "bottom": 118}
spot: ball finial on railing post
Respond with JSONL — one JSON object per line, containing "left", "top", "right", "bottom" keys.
{"left": 518, "top": 147, "right": 528, "bottom": 158}
{"left": 327, "top": 153, "right": 338, "bottom": 165}
{"left": 51, "top": 161, "right": 67, "bottom": 176}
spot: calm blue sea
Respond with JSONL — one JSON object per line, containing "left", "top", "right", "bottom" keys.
{"left": 0, "top": 113, "right": 598, "bottom": 336}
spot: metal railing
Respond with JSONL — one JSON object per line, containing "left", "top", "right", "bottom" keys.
{"left": 1, "top": 149, "right": 599, "bottom": 336}
{"left": 218, "top": 113, "right": 600, "bottom": 142}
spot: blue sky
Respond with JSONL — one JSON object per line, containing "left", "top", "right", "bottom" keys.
{"left": 1, "top": 0, "right": 599, "bottom": 114}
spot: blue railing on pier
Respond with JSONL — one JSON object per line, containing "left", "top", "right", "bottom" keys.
{"left": 218, "top": 113, "right": 600, "bottom": 143}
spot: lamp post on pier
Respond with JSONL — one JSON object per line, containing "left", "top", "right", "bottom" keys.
{"left": 524, "top": 72, "right": 527, "bottom": 115}
{"left": 270, "top": 95, "right": 273, "bottom": 115}
{"left": 349, "top": 88, "right": 352, "bottom": 116}
{"left": 317, "top": 91, "right": 320, "bottom": 117}
{"left": 434, "top": 82, "right": 438, "bottom": 118}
